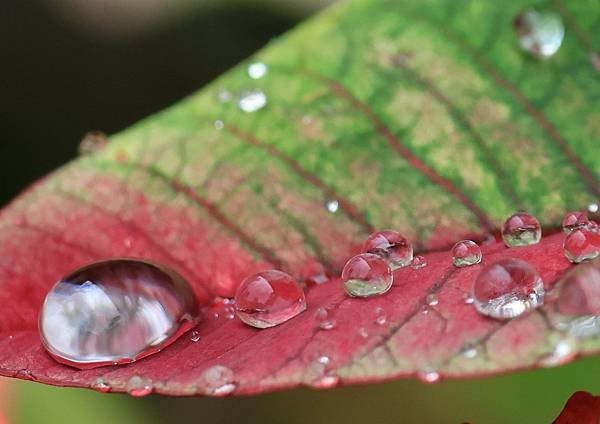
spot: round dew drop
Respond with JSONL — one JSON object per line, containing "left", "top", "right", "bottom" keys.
{"left": 451, "top": 240, "right": 482, "bottom": 267}
{"left": 563, "top": 228, "right": 600, "bottom": 263}
{"left": 39, "top": 259, "right": 198, "bottom": 369}
{"left": 341, "top": 253, "right": 393, "bottom": 297}
{"left": 410, "top": 255, "right": 427, "bottom": 270}
{"left": 238, "top": 89, "right": 267, "bottom": 113}
{"left": 501, "top": 212, "right": 542, "bottom": 247}
{"left": 472, "top": 258, "right": 545, "bottom": 319}
{"left": 513, "top": 8, "right": 564, "bottom": 59}
{"left": 562, "top": 211, "right": 590, "bottom": 234}
{"left": 363, "top": 230, "right": 413, "bottom": 270}
{"left": 234, "top": 270, "right": 306, "bottom": 329}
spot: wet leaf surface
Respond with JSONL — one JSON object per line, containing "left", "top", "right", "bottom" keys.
{"left": 0, "top": 0, "right": 599, "bottom": 396}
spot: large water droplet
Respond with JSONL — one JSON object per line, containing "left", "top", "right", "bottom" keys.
{"left": 39, "top": 259, "right": 198, "bottom": 369}
{"left": 234, "top": 270, "right": 306, "bottom": 328}
{"left": 562, "top": 211, "right": 590, "bottom": 234}
{"left": 563, "top": 228, "right": 600, "bottom": 263}
{"left": 550, "top": 265, "right": 600, "bottom": 338}
{"left": 410, "top": 255, "right": 427, "bottom": 270}
{"left": 197, "top": 365, "right": 237, "bottom": 396}
{"left": 341, "top": 253, "right": 393, "bottom": 297}
{"left": 126, "top": 376, "right": 153, "bottom": 397}
{"left": 451, "top": 240, "right": 482, "bottom": 267}
{"left": 363, "top": 230, "right": 413, "bottom": 270}
{"left": 501, "top": 212, "right": 542, "bottom": 247}
{"left": 514, "top": 9, "right": 564, "bottom": 59}
{"left": 78, "top": 131, "right": 108, "bottom": 156}
{"left": 472, "top": 258, "right": 544, "bottom": 319}
{"left": 247, "top": 62, "right": 268, "bottom": 79}
{"left": 238, "top": 89, "right": 267, "bottom": 112}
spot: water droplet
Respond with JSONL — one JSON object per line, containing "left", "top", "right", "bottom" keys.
{"left": 317, "top": 355, "right": 330, "bottom": 365}
{"left": 463, "top": 293, "right": 475, "bottom": 304}
{"left": 234, "top": 270, "right": 306, "bottom": 328}
{"left": 461, "top": 345, "right": 478, "bottom": 359}
{"left": 539, "top": 335, "right": 579, "bottom": 368}
{"left": 451, "top": 240, "right": 482, "bottom": 267}
{"left": 588, "top": 203, "right": 599, "bottom": 214}
{"left": 410, "top": 255, "right": 427, "bottom": 270}
{"left": 190, "top": 330, "right": 201, "bottom": 343}
{"left": 197, "top": 365, "right": 236, "bottom": 396}
{"left": 358, "top": 327, "right": 369, "bottom": 338}
{"left": 39, "top": 259, "right": 198, "bottom": 369}
{"left": 310, "top": 373, "right": 340, "bottom": 389}
{"left": 316, "top": 307, "right": 336, "bottom": 330}
{"left": 374, "top": 307, "right": 387, "bottom": 325}
{"left": 501, "top": 212, "right": 542, "bottom": 247}
{"left": 325, "top": 199, "right": 339, "bottom": 213}
{"left": 126, "top": 376, "right": 152, "bottom": 397}
{"left": 426, "top": 293, "right": 439, "bottom": 306}
{"left": 550, "top": 265, "right": 600, "bottom": 338}
{"left": 363, "top": 230, "right": 413, "bottom": 270}
{"left": 514, "top": 9, "right": 564, "bottom": 59}
{"left": 217, "top": 89, "right": 233, "bottom": 103}
{"left": 563, "top": 228, "right": 600, "bottom": 263}
{"left": 472, "top": 258, "right": 544, "bottom": 319}
{"left": 341, "top": 253, "right": 393, "bottom": 297}
{"left": 417, "top": 370, "right": 440, "bottom": 384}
{"left": 562, "top": 211, "right": 590, "bottom": 234}
{"left": 78, "top": 131, "right": 108, "bottom": 156}
{"left": 91, "top": 377, "right": 111, "bottom": 393}
{"left": 214, "top": 120, "right": 224, "bottom": 130}
{"left": 238, "top": 89, "right": 267, "bottom": 112}
{"left": 247, "top": 62, "right": 268, "bottom": 79}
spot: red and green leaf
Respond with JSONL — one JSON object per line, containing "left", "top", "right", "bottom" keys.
{"left": 0, "top": 0, "right": 599, "bottom": 396}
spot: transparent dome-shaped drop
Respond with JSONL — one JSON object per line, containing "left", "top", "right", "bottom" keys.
{"left": 501, "top": 212, "right": 542, "bottom": 247}
{"left": 451, "top": 240, "right": 482, "bottom": 267}
{"left": 562, "top": 211, "right": 590, "bottom": 234}
{"left": 563, "top": 228, "right": 600, "bottom": 263}
{"left": 234, "top": 270, "right": 306, "bottom": 329}
{"left": 342, "top": 253, "right": 393, "bottom": 297}
{"left": 513, "top": 9, "right": 564, "bottom": 59}
{"left": 363, "top": 230, "right": 413, "bottom": 270}
{"left": 472, "top": 258, "right": 544, "bottom": 319}
{"left": 39, "top": 259, "right": 198, "bottom": 369}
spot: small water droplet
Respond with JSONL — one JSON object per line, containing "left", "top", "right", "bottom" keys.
{"left": 39, "top": 259, "right": 198, "bottom": 369}
{"left": 463, "top": 293, "right": 475, "bottom": 304}
{"left": 374, "top": 307, "right": 387, "bottom": 325}
{"left": 417, "top": 370, "right": 440, "bottom": 384}
{"left": 310, "top": 373, "right": 340, "bottom": 389}
{"left": 563, "top": 228, "right": 600, "bottom": 263}
{"left": 197, "top": 365, "right": 237, "bottom": 396}
{"left": 234, "top": 270, "right": 306, "bottom": 328}
{"left": 342, "top": 254, "right": 393, "bottom": 297}
{"left": 316, "top": 307, "right": 336, "bottom": 330}
{"left": 358, "top": 327, "right": 369, "bottom": 338}
{"left": 410, "top": 255, "right": 427, "bottom": 270}
{"left": 514, "top": 8, "right": 564, "bottom": 59}
{"left": 126, "top": 376, "right": 152, "bottom": 397}
{"left": 214, "top": 120, "right": 224, "bottom": 130}
{"left": 461, "top": 345, "right": 478, "bottom": 359}
{"left": 562, "top": 211, "right": 590, "bottom": 234}
{"left": 190, "top": 330, "right": 201, "bottom": 343}
{"left": 426, "top": 293, "right": 439, "bottom": 306}
{"left": 325, "top": 199, "right": 339, "bottom": 213}
{"left": 550, "top": 265, "right": 600, "bottom": 338}
{"left": 363, "top": 230, "right": 413, "bottom": 270}
{"left": 472, "top": 258, "right": 544, "bottom": 319}
{"left": 588, "top": 203, "right": 599, "bottom": 214}
{"left": 451, "top": 240, "right": 482, "bottom": 267}
{"left": 501, "top": 212, "right": 542, "bottom": 247}
{"left": 539, "top": 335, "right": 579, "bottom": 368}
{"left": 78, "top": 131, "right": 109, "bottom": 156}
{"left": 91, "top": 377, "right": 111, "bottom": 393}
{"left": 238, "top": 89, "right": 267, "bottom": 113}
{"left": 247, "top": 62, "right": 268, "bottom": 79}
{"left": 217, "top": 89, "right": 233, "bottom": 103}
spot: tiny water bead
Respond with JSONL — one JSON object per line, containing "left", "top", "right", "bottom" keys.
{"left": 363, "top": 230, "right": 413, "bottom": 270}
{"left": 234, "top": 270, "right": 306, "bottom": 329}
{"left": 374, "top": 307, "right": 387, "bottom": 325}
{"left": 563, "top": 228, "right": 600, "bottom": 263}
{"left": 426, "top": 293, "right": 439, "bottom": 306}
{"left": 410, "top": 255, "right": 427, "bottom": 270}
{"left": 238, "top": 89, "right": 267, "bottom": 112}
{"left": 562, "top": 211, "right": 590, "bottom": 234}
{"left": 501, "top": 212, "right": 542, "bottom": 247}
{"left": 451, "top": 240, "right": 482, "bottom": 267}
{"left": 91, "top": 377, "right": 111, "bottom": 393}
{"left": 78, "top": 131, "right": 108, "bottom": 156}
{"left": 341, "top": 254, "right": 393, "bottom": 298}
{"left": 417, "top": 370, "right": 441, "bottom": 384}
{"left": 325, "top": 199, "right": 339, "bottom": 213}
{"left": 39, "top": 259, "right": 198, "bottom": 369}
{"left": 247, "top": 62, "right": 268, "bottom": 79}
{"left": 198, "top": 365, "right": 237, "bottom": 396}
{"left": 126, "top": 376, "right": 153, "bottom": 397}
{"left": 472, "top": 258, "right": 544, "bottom": 319}
{"left": 316, "top": 307, "right": 336, "bottom": 330}
{"left": 214, "top": 120, "right": 224, "bottom": 130}
{"left": 513, "top": 8, "right": 564, "bottom": 59}
{"left": 190, "top": 330, "right": 201, "bottom": 343}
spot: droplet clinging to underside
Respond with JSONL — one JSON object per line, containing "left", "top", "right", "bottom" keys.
{"left": 39, "top": 259, "right": 198, "bottom": 369}
{"left": 513, "top": 8, "right": 564, "bottom": 59}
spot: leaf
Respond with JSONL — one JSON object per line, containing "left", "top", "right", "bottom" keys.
{"left": 554, "top": 391, "right": 600, "bottom": 424}
{"left": 0, "top": 0, "right": 599, "bottom": 396}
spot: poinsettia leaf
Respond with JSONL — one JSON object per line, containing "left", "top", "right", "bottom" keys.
{"left": 554, "top": 391, "right": 600, "bottom": 424}
{"left": 0, "top": 0, "right": 599, "bottom": 396}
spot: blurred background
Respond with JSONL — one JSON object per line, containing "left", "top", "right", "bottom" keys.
{"left": 0, "top": 1, "right": 599, "bottom": 423}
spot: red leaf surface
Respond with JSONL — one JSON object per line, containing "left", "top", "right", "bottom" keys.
{"left": 554, "top": 392, "right": 600, "bottom": 424}
{"left": 1, "top": 0, "right": 600, "bottom": 397}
